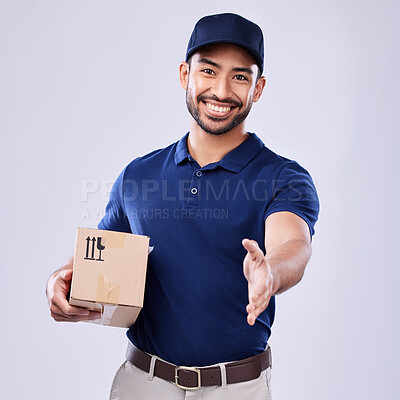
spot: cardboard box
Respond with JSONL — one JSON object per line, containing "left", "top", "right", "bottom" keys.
{"left": 69, "top": 227, "right": 150, "bottom": 328}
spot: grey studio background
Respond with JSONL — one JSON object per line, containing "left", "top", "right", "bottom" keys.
{"left": 0, "top": 0, "right": 398, "bottom": 399}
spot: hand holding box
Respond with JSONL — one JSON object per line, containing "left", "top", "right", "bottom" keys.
{"left": 69, "top": 228, "right": 150, "bottom": 328}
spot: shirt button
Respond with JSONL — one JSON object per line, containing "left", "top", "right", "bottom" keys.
{"left": 195, "top": 170, "right": 202, "bottom": 177}
{"left": 190, "top": 187, "right": 198, "bottom": 195}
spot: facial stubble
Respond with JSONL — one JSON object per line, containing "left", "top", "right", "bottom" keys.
{"left": 185, "top": 85, "right": 253, "bottom": 136}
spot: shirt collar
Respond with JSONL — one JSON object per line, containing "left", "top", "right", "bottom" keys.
{"left": 174, "top": 132, "right": 265, "bottom": 173}
{"left": 174, "top": 132, "right": 191, "bottom": 165}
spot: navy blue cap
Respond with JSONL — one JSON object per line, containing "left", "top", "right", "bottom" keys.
{"left": 186, "top": 13, "right": 264, "bottom": 73}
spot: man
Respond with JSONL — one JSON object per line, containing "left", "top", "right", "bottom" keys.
{"left": 46, "top": 13, "right": 319, "bottom": 399}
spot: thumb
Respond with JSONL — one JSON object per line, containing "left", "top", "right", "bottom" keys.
{"left": 242, "top": 239, "right": 261, "bottom": 258}
{"left": 60, "top": 269, "right": 73, "bottom": 282}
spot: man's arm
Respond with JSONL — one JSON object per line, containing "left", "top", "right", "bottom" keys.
{"left": 46, "top": 256, "right": 101, "bottom": 322}
{"left": 242, "top": 211, "right": 312, "bottom": 326}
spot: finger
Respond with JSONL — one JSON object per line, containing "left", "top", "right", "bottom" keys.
{"left": 51, "top": 313, "right": 101, "bottom": 323}
{"left": 52, "top": 294, "right": 92, "bottom": 316}
{"left": 247, "top": 290, "right": 271, "bottom": 311}
{"left": 51, "top": 303, "right": 101, "bottom": 321}
{"left": 51, "top": 314, "right": 80, "bottom": 322}
{"left": 242, "top": 239, "right": 264, "bottom": 261}
{"left": 50, "top": 302, "right": 68, "bottom": 317}
{"left": 247, "top": 301, "right": 269, "bottom": 325}
{"left": 247, "top": 297, "right": 270, "bottom": 319}
{"left": 51, "top": 303, "right": 94, "bottom": 319}
{"left": 247, "top": 274, "right": 269, "bottom": 302}
{"left": 246, "top": 301, "right": 258, "bottom": 315}
{"left": 246, "top": 290, "right": 272, "bottom": 325}
{"left": 249, "top": 289, "right": 264, "bottom": 304}
{"left": 247, "top": 312, "right": 256, "bottom": 326}
{"left": 246, "top": 298, "right": 258, "bottom": 313}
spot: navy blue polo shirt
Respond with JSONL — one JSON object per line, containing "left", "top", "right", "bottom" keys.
{"left": 98, "top": 132, "right": 319, "bottom": 367}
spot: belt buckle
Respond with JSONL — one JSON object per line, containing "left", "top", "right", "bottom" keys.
{"left": 175, "top": 366, "right": 201, "bottom": 390}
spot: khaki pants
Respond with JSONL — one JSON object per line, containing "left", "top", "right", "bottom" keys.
{"left": 109, "top": 350, "right": 272, "bottom": 400}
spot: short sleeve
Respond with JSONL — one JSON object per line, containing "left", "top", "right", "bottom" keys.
{"left": 97, "top": 167, "right": 132, "bottom": 233}
{"left": 264, "top": 161, "right": 320, "bottom": 237}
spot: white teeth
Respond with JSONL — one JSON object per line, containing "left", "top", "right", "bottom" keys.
{"left": 206, "top": 103, "right": 231, "bottom": 113}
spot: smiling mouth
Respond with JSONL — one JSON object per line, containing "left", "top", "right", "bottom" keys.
{"left": 205, "top": 102, "right": 233, "bottom": 113}
{"left": 202, "top": 101, "right": 237, "bottom": 117}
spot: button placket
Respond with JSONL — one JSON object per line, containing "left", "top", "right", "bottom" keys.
{"left": 190, "top": 171, "right": 200, "bottom": 197}
{"left": 186, "top": 169, "right": 203, "bottom": 207}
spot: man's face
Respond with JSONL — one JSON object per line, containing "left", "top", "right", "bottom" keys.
{"left": 182, "top": 43, "right": 264, "bottom": 136}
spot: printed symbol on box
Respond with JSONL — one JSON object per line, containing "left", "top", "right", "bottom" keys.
{"left": 84, "top": 236, "right": 105, "bottom": 261}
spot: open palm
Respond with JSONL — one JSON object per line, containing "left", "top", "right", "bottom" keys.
{"left": 242, "top": 239, "right": 274, "bottom": 326}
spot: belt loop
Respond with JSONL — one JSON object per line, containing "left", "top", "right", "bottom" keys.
{"left": 147, "top": 355, "right": 157, "bottom": 381}
{"left": 218, "top": 363, "right": 227, "bottom": 388}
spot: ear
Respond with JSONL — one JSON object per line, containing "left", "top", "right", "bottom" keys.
{"left": 252, "top": 76, "right": 266, "bottom": 103}
{"left": 179, "top": 61, "right": 189, "bottom": 90}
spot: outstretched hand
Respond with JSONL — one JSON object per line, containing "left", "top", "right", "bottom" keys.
{"left": 242, "top": 239, "right": 274, "bottom": 326}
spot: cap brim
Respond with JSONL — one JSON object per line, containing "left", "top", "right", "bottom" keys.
{"left": 186, "top": 39, "right": 263, "bottom": 73}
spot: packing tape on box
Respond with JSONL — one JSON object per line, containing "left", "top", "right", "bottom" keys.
{"left": 101, "top": 233, "right": 152, "bottom": 252}
{"left": 96, "top": 273, "right": 120, "bottom": 304}
{"left": 101, "top": 232, "right": 126, "bottom": 250}
{"left": 89, "top": 304, "right": 118, "bottom": 326}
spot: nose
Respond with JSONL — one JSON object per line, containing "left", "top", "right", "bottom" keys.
{"left": 211, "top": 76, "right": 232, "bottom": 101}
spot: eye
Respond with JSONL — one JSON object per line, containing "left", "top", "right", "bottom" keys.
{"left": 201, "top": 68, "right": 215, "bottom": 75}
{"left": 234, "top": 74, "right": 248, "bottom": 81}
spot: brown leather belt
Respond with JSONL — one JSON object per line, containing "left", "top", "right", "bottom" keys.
{"left": 126, "top": 341, "right": 272, "bottom": 390}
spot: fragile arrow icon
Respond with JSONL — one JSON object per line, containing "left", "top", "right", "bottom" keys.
{"left": 96, "top": 237, "right": 105, "bottom": 261}
{"left": 90, "top": 237, "right": 96, "bottom": 259}
{"left": 84, "top": 236, "right": 91, "bottom": 259}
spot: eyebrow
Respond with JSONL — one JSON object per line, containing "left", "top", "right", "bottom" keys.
{"left": 198, "top": 58, "right": 220, "bottom": 68}
{"left": 198, "top": 58, "right": 254, "bottom": 75}
{"left": 232, "top": 66, "right": 254, "bottom": 75}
